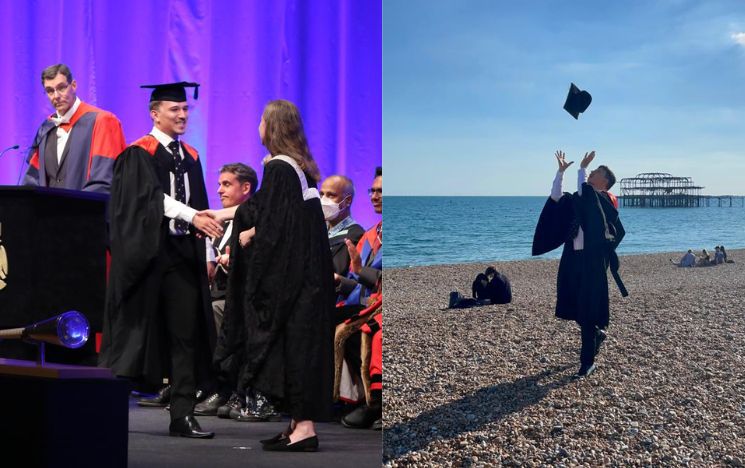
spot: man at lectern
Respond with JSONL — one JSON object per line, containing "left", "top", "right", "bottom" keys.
{"left": 23, "top": 63, "right": 126, "bottom": 194}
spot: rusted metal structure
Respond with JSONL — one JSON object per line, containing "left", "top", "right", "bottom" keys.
{"left": 619, "top": 172, "right": 743, "bottom": 207}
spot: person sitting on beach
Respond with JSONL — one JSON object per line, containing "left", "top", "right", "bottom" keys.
{"left": 485, "top": 266, "right": 512, "bottom": 304}
{"left": 714, "top": 246, "right": 725, "bottom": 265}
{"left": 721, "top": 245, "right": 733, "bottom": 263}
{"left": 671, "top": 249, "right": 696, "bottom": 267}
{"left": 697, "top": 249, "right": 711, "bottom": 266}
{"left": 471, "top": 271, "right": 490, "bottom": 300}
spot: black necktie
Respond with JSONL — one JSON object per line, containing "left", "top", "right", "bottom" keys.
{"left": 168, "top": 140, "right": 189, "bottom": 234}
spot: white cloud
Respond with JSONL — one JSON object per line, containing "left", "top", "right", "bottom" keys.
{"left": 730, "top": 32, "right": 745, "bottom": 46}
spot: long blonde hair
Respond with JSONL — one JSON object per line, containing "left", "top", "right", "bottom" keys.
{"left": 261, "top": 100, "right": 320, "bottom": 182}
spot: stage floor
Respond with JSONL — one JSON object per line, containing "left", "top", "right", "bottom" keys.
{"left": 127, "top": 397, "right": 382, "bottom": 467}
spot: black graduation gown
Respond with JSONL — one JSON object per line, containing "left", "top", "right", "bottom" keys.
{"left": 99, "top": 141, "right": 214, "bottom": 384}
{"left": 216, "top": 158, "right": 335, "bottom": 421}
{"left": 532, "top": 183, "right": 626, "bottom": 328}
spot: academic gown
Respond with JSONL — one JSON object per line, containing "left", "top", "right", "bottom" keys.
{"left": 99, "top": 136, "right": 214, "bottom": 385}
{"left": 532, "top": 182, "right": 626, "bottom": 328}
{"left": 216, "top": 157, "right": 335, "bottom": 421}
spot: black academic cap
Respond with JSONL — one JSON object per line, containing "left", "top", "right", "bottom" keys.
{"left": 563, "top": 83, "right": 592, "bottom": 119}
{"left": 140, "top": 81, "right": 200, "bottom": 102}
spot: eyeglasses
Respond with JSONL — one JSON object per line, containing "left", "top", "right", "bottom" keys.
{"left": 44, "top": 82, "right": 71, "bottom": 96}
{"left": 367, "top": 188, "right": 382, "bottom": 196}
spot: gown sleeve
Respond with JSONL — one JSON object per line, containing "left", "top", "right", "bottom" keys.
{"left": 108, "top": 146, "right": 164, "bottom": 304}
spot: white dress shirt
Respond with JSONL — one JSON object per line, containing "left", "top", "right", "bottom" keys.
{"left": 51, "top": 97, "right": 82, "bottom": 163}
{"left": 149, "top": 127, "right": 214, "bottom": 262}
{"left": 550, "top": 167, "right": 587, "bottom": 250}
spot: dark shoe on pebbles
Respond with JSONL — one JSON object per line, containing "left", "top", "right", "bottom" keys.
{"left": 262, "top": 436, "right": 318, "bottom": 452}
{"left": 372, "top": 418, "right": 382, "bottom": 430}
{"left": 137, "top": 385, "right": 171, "bottom": 407}
{"left": 576, "top": 363, "right": 597, "bottom": 378}
{"left": 341, "top": 403, "right": 382, "bottom": 429}
{"left": 218, "top": 392, "right": 243, "bottom": 419}
{"left": 169, "top": 415, "right": 214, "bottom": 439}
{"left": 194, "top": 393, "right": 227, "bottom": 416}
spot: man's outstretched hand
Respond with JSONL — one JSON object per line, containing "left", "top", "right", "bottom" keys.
{"left": 555, "top": 150, "right": 574, "bottom": 173}
{"left": 193, "top": 211, "right": 224, "bottom": 238}
{"left": 580, "top": 150, "right": 596, "bottom": 169}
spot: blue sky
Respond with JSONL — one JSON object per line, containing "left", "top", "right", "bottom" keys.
{"left": 384, "top": 0, "right": 745, "bottom": 196}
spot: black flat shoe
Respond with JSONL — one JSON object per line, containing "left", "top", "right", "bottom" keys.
{"left": 260, "top": 423, "right": 294, "bottom": 445}
{"left": 169, "top": 415, "right": 215, "bottom": 439}
{"left": 262, "top": 435, "right": 318, "bottom": 452}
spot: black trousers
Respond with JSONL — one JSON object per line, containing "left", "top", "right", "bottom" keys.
{"left": 579, "top": 324, "right": 607, "bottom": 366}
{"left": 161, "top": 236, "right": 201, "bottom": 420}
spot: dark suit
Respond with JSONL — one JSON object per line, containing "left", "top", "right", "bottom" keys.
{"left": 328, "top": 219, "right": 365, "bottom": 277}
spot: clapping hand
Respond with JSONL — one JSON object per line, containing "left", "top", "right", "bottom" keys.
{"left": 555, "top": 150, "right": 574, "bottom": 173}
{"left": 345, "top": 238, "right": 362, "bottom": 275}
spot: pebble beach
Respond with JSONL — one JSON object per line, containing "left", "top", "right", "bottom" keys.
{"left": 383, "top": 250, "right": 745, "bottom": 466}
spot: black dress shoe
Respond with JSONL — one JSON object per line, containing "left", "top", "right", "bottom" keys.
{"left": 595, "top": 328, "right": 607, "bottom": 356}
{"left": 194, "top": 393, "right": 228, "bottom": 416}
{"left": 576, "top": 363, "right": 597, "bottom": 378}
{"left": 137, "top": 385, "right": 171, "bottom": 407}
{"left": 262, "top": 435, "right": 318, "bottom": 452}
{"left": 342, "top": 403, "right": 382, "bottom": 429}
{"left": 217, "top": 392, "right": 243, "bottom": 419}
{"left": 169, "top": 415, "right": 215, "bottom": 439}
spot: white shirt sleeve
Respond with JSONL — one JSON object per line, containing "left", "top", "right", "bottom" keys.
{"left": 577, "top": 167, "right": 587, "bottom": 195}
{"left": 163, "top": 194, "right": 197, "bottom": 224}
{"left": 205, "top": 237, "right": 216, "bottom": 263}
{"left": 550, "top": 170, "right": 564, "bottom": 202}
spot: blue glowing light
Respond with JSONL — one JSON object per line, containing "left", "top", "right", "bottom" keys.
{"left": 56, "top": 311, "right": 89, "bottom": 349}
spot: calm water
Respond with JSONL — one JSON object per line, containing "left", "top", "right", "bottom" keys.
{"left": 385, "top": 196, "right": 745, "bottom": 268}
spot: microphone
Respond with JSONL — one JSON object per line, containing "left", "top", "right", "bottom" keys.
{"left": 0, "top": 144, "right": 20, "bottom": 160}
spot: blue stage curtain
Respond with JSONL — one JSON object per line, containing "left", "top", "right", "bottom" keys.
{"left": 0, "top": 0, "right": 381, "bottom": 227}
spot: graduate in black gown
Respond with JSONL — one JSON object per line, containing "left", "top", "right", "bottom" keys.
{"left": 213, "top": 99, "right": 334, "bottom": 452}
{"left": 100, "top": 82, "right": 224, "bottom": 438}
{"left": 532, "top": 150, "right": 627, "bottom": 377}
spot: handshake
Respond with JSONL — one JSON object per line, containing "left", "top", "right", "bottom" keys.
{"left": 192, "top": 209, "right": 228, "bottom": 238}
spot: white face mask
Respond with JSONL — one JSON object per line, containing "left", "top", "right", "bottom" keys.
{"left": 321, "top": 196, "right": 348, "bottom": 221}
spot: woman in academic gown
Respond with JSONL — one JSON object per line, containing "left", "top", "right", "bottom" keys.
{"left": 216, "top": 99, "right": 334, "bottom": 452}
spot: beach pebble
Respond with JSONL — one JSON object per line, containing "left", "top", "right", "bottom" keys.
{"left": 383, "top": 250, "right": 745, "bottom": 466}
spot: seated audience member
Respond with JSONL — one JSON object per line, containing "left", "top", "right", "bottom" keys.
{"left": 485, "top": 266, "right": 512, "bottom": 304}
{"left": 671, "top": 249, "right": 696, "bottom": 267}
{"left": 337, "top": 167, "right": 383, "bottom": 431}
{"left": 194, "top": 163, "right": 257, "bottom": 417}
{"left": 321, "top": 174, "right": 365, "bottom": 276}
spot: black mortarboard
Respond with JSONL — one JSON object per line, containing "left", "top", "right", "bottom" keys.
{"left": 140, "top": 81, "right": 200, "bottom": 102}
{"left": 563, "top": 83, "right": 592, "bottom": 119}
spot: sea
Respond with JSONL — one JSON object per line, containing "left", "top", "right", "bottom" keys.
{"left": 385, "top": 196, "right": 745, "bottom": 268}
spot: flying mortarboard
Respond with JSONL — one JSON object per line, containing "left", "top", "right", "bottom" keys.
{"left": 140, "top": 82, "right": 200, "bottom": 102}
{"left": 563, "top": 83, "right": 591, "bottom": 120}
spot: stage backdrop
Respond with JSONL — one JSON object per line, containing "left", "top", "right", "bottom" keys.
{"left": 0, "top": 0, "right": 381, "bottom": 227}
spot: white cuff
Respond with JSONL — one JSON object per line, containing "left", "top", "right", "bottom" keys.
{"left": 163, "top": 194, "right": 197, "bottom": 223}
